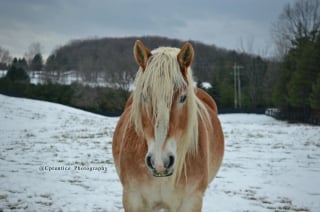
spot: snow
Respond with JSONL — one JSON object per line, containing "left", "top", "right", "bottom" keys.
{"left": 201, "top": 82, "right": 212, "bottom": 89}
{"left": 0, "top": 94, "right": 319, "bottom": 211}
{"left": 1, "top": 70, "right": 131, "bottom": 89}
{"left": 28, "top": 70, "right": 115, "bottom": 88}
{"left": 0, "top": 70, "right": 6, "bottom": 78}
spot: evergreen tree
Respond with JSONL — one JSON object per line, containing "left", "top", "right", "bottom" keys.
{"left": 18, "top": 58, "right": 28, "bottom": 71}
{"left": 310, "top": 74, "right": 320, "bottom": 109}
{"left": 273, "top": 34, "right": 320, "bottom": 110}
{"left": 12, "top": 58, "right": 18, "bottom": 67}
{"left": 218, "top": 80, "right": 234, "bottom": 108}
{"left": 287, "top": 38, "right": 317, "bottom": 108}
{"left": 45, "top": 54, "right": 57, "bottom": 71}
{"left": 272, "top": 50, "right": 295, "bottom": 108}
{"left": 309, "top": 36, "right": 320, "bottom": 109}
{"left": 30, "top": 53, "right": 43, "bottom": 71}
{"left": 207, "top": 77, "right": 220, "bottom": 106}
{"left": 11, "top": 57, "right": 28, "bottom": 70}
{"left": 0, "top": 62, "right": 8, "bottom": 70}
{"left": 5, "top": 66, "right": 30, "bottom": 83}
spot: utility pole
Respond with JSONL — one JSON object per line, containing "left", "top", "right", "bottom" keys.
{"left": 234, "top": 63, "right": 238, "bottom": 108}
{"left": 233, "top": 63, "right": 243, "bottom": 109}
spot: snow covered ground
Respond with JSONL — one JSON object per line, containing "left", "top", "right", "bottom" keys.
{"left": 0, "top": 94, "right": 319, "bottom": 211}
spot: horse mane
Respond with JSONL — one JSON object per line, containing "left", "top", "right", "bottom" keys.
{"left": 130, "top": 47, "right": 210, "bottom": 184}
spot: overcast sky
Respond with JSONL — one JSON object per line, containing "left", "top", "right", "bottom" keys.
{"left": 0, "top": 0, "right": 292, "bottom": 59}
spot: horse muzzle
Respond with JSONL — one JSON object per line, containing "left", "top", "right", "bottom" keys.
{"left": 146, "top": 154, "right": 175, "bottom": 177}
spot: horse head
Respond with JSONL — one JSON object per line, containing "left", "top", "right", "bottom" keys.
{"left": 131, "top": 40, "right": 196, "bottom": 178}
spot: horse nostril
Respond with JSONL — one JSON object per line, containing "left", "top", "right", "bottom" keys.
{"left": 146, "top": 155, "right": 154, "bottom": 169}
{"left": 165, "top": 155, "right": 175, "bottom": 169}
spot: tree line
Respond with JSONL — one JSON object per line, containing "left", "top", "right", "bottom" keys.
{"left": 1, "top": 36, "right": 275, "bottom": 110}
{"left": 43, "top": 36, "right": 277, "bottom": 109}
{"left": 0, "top": 53, "right": 43, "bottom": 72}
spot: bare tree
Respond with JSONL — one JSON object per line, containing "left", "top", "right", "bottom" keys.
{"left": 239, "top": 36, "right": 255, "bottom": 55}
{"left": 272, "top": 0, "right": 320, "bottom": 58}
{"left": 239, "top": 36, "right": 271, "bottom": 58}
{"left": 24, "top": 42, "right": 42, "bottom": 66}
{"left": 0, "top": 46, "right": 12, "bottom": 64}
{"left": 238, "top": 36, "right": 271, "bottom": 107}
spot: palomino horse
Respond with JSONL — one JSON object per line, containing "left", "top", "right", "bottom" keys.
{"left": 112, "top": 40, "right": 224, "bottom": 211}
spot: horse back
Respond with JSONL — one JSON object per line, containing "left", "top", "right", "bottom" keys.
{"left": 195, "top": 88, "right": 218, "bottom": 113}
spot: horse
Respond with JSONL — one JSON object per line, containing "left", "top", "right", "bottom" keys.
{"left": 112, "top": 40, "right": 224, "bottom": 211}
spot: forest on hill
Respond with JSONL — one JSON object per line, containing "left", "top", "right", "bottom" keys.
{"left": 44, "top": 36, "right": 275, "bottom": 109}
{"left": 0, "top": 35, "right": 276, "bottom": 116}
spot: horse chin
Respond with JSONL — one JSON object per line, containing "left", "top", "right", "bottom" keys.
{"left": 151, "top": 169, "right": 173, "bottom": 177}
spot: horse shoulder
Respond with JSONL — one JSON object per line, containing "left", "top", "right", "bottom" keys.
{"left": 195, "top": 88, "right": 218, "bottom": 114}
{"left": 112, "top": 106, "right": 129, "bottom": 176}
{"left": 112, "top": 95, "right": 134, "bottom": 175}
{"left": 112, "top": 99, "right": 148, "bottom": 185}
{"left": 113, "top": 93, "right": 134, "bottom": 166}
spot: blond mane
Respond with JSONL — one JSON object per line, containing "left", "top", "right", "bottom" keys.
{"left": 130, "top": 47, "right": 209, "bottom": 184}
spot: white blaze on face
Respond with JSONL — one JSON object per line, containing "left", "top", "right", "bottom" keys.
{"left": 153, "top": 105, "right": 170, "bottom": 170}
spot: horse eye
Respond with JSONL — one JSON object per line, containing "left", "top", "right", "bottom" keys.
{"left": 179, "top": 95, "right": 187, "bottom": 103}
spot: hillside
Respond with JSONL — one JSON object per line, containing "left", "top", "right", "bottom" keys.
{"left": 46, "top": 36, "right": 277, "bottom": 108}
{"left": 1, "top": 94, "right": 319, "bottom": 211}
{"left": 48, "top": 36, "right": 229, "bottom": 81}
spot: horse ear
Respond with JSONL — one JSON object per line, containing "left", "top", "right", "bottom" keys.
{"left": 134, "top": 40, "right": 151, "bottom": 71}
{"left": 177, "top": 42, "right": 194, "bottom": 75}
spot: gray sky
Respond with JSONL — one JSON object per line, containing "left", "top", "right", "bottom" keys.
{"left": 0, "top": 0, "right": 292, "bottom": 59}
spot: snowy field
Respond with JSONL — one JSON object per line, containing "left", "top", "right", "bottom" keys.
{"left": 0, "top": 94, "right": 319, "bottom": 211}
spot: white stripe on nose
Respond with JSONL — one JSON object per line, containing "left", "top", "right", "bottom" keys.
{"left": 153, "top": 110, "right": 169, "bottom": 172}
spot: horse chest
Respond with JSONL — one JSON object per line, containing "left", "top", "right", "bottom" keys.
{"left": 143, "top": 179, "right": 173, "bottom": 199}
{"left": 133, "top": 178, "right": 196, "bottom": 208}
